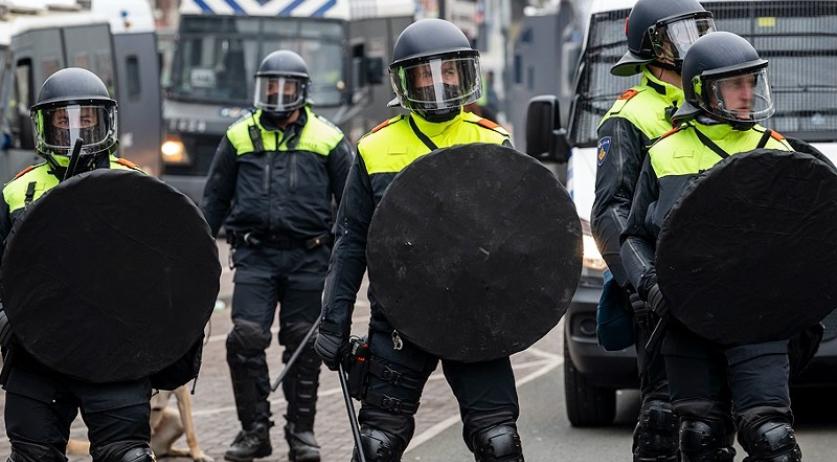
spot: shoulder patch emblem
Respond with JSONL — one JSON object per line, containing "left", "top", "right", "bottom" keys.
{"left": 597, "top": 137, "right": 612, "bottom": 167}
{"left": 770, "top": 130, "right": 786, "bottom": 142}
{"left": 13, "top": 165, "right": 36, "bottom": 180}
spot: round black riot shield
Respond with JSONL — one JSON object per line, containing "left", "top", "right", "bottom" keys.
{"left": 1, "top": 169, "right": 220, "bottom": 383}
{"left": 657, "top": 149, "right": 837, "bottom": 345}
{"left": 366, "top": 144, "right": 582, "bottom": 362}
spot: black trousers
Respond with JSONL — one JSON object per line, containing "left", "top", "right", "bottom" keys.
{"left": 662, "top": 321, "right": 792, "bottom": 434}
{"left": 634, "top": 308, "right": 670, "bottom": 404}
{"left": 4, "top": 365, "right": 151, "bottom": 462}
{"left": 359, "top": 309, "right": 520, "bottom": 453}
{"left": 227, "top": 244, "right": 329, "bottom": 428}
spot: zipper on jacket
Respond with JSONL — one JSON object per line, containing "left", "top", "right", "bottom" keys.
{"left": 290, "top": 152, "right": 298, "bottom": 192}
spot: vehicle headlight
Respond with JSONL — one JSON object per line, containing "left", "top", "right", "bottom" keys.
{"left": 582, "top": 234, "right": 607, "bottom": 272}
{"left": 161, "top": 136, "right": 189, "bottom": 165}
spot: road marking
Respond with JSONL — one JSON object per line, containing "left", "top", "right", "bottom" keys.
{"left": 190, "top": 357, "right": 557, "bottom": 418}
{"left": 404, "top": 356, "right": 564, "bottom": 453}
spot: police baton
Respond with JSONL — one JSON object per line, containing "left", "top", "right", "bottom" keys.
{"left": 644, "top": 315, "right": 669, "bottom": 364}
{"left": 339, "top": 361, "right": 366, "bottom": 462}
{"left": 270, "top": 318, "right": 320, "bottom": 392}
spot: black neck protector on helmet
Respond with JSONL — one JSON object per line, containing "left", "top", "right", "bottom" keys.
{"left": 417, "top": 107, "right": 461, "bottom": 123}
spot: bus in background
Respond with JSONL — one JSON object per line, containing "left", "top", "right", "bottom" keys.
{"left": 160, "top": 0, "right": 414, "bottom": 204}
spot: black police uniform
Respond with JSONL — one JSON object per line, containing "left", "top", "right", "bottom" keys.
{"left": 621, "top": 32, "right": 802, "bottom": 462}
{"left": 316, "top": 17, "right": 524, "bottom": 462}
{"left": 0, "top": 67, "right": 156, "bottom": 462}
{"left": 592, "top": 1, "right": 715, "bottom": 459}
{"left": 202, "top": 106, "right": 353, "bottom": 445}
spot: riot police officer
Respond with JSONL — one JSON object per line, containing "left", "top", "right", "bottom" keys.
{"left": 314, "top": 19, "right": 522, "bottom": 462}
{"left": 202, "top": 50, "right": 353, "bottom": 462}
{"left": 0, "top": 68, "right": 155, "bottom": 462}
{"left": 621, "top": 32, "right": 801, "bottom": 461}
{"left": 591, "top": 1, "right": 715, "bottom": 459}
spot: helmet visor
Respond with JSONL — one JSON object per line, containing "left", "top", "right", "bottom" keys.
{"left": 33, "top": 104, "right": 116, "bottom": 155}
{"left": 254, "top": 76, "right": 306, "bottom": 112}
{"left": 653, "top": 15, "right": 716, "bottom": 62}
{"left": 390, "top": 56, "right": 481, "bottom": 112}
{"left": 705, "top": 68, "right": 775, "bottom": 122}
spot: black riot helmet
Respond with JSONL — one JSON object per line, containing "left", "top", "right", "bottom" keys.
{"left": 612, "top": 0, "right": 716, "bottom": 76}
{"left": 254, "top": 50, "right": 310, "bottom": 118}
{"left": 30, "top": 67, "right": 118, "bottom": 171}
{"left": 389, "top": 19, "right": 481, "bottom": 122}
{"left": 674, "top": 32, "right": 774, "bottom": 126}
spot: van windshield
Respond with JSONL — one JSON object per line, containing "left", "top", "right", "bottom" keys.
{"left": 571, "top": 1, "right": 837, "bottom": 146}
{"left": 170, "top": 16, "right": 346, "bottom": 107}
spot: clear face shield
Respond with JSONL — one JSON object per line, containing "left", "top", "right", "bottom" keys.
{"left": 32, "top": 104, "right": 117, "bottom": 157}
{"left": 651, "top": 13, "right": 716, "bottom": 64}
{"left": 390, "top": 56, "right": 481, "bottom": 113}
{"left": 254, "top": 75, "right": 307, "bottom": 113}
{"left": 703, "top": 68, "right": 775, "bottom": 122}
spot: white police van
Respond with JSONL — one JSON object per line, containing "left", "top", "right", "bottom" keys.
{"left": 525, "top": 0, "right": 837, "bottom": 426}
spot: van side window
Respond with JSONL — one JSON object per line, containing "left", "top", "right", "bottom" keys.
{"left": 126, "top": 55, "right": 141, "bottom": 100}
{"left": 12, "top": 59, "right": 34, "bottom": 150}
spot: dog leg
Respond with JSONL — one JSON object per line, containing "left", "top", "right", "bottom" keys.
{"left": 66, "top": 439, "right": 90, "bottom": 456}
{"left": 151, "top": 407, "right": 184, "bottom": 457}
{"left": 174, "top": 385, "right": 213, "bottom": 462}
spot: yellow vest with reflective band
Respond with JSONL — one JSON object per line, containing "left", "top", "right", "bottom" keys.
{"left": 226, "top": 106, "right": 344, "bottom": 156}
{"left": 358, "top": 111, "right": 511, "bottom": 175}
{"left": 3, "top": 156, "right": 142, "bottom": 213}
{"left": 649, "top": 122, "right": 793, "bottom": 178}
{"left": 599, "top": 67, "right": 684, "bottom": 141}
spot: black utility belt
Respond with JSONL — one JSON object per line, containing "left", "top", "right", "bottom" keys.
{"left": 228, "top": 231, "right": 331, "bottom": 250}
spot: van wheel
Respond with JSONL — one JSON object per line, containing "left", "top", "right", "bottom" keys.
{"left": 564, "top": 337, "right": 616, "bottom": 427}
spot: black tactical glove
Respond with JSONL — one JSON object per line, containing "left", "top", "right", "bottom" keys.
{"left": 314, "top": 329, "right": 350, "bottom": 371}
{"left": 628, "top": 292, "right": 647, "bottom": 314}
{"left": 645, "top": 283, "right": 670, "bottom": 317}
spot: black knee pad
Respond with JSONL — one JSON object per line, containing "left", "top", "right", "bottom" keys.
{"left": 633, "top": 400, "right": 678, "bottom": 461}
{"left": 281, "top": 320, "right": 317, "bottom": 349}
{"left": 118, "top": 447, "right": 155, "bottom": 462}
{"left": 227, "top": 319, "right": 272, "bottom": 355}
{"left": 472, "top": 424, "right": 524, "bottom": 462}
{"left": 92, "top": 441, "right": 154, "bottom": 462}
{"left": 679, "top": 420, "right": 735, "bottom": 462}
{"left": 8, "top": 441, "right": 65, "bottom": 462}
{"left": 353, "top": 427, "right": 405, "bottom": 462}
{"left": 740, "top": 421, "right": 801, "bottom": 462}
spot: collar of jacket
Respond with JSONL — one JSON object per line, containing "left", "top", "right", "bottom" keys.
{"left": 640, "top": 66, "right": 684, "bottom": 108}
{"left": 256, "top": 106, "right": 309, "bottom": 133}
{"left": 410, "top": 107, "right": 466, "bottom": 138}
{"left": 689, "top": 118, "right": 744, "bottom": 141}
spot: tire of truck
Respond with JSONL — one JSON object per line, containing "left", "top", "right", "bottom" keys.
{"left": 563, "top": 336, "right": 617, "bottom": 427}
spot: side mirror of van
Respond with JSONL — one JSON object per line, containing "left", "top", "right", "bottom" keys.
{"left": 526, "top": 95, "right": 570, "bottom": 163}
{"left": 365, "top": 57, "right": 385, "bottom": 85}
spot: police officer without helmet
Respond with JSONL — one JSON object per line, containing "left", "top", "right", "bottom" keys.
{"left": 592, "top": 1, "right": 716, "bottom": 460}
{"left": 621, "top": 31, "right": 801, "bottom": 461}
{"left": 201, "top": 50, "right": 354, "bottom": 462}
{"left": 314, "top": 18, "right": 523, "bottom": 462}
{"left": 0, "top": 68, "right": 155, "bottom": 462}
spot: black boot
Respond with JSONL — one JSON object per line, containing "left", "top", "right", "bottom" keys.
{"left": 224, "top": 422, "right": 272, "bottom": 462}
{"left": 286, "top": 422, "right": 321, "bottom": 462}
{"left": 282, "top": 334, "right": 322, "bottom": 462}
